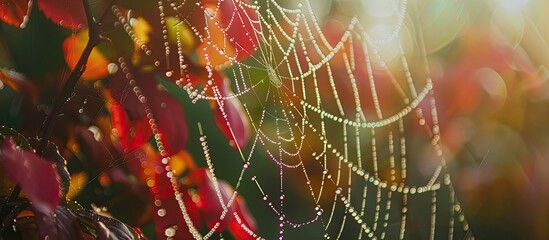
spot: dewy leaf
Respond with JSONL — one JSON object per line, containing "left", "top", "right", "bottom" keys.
{"left": 63, "top": 28, "right": 110, "bottom": 80}
{"left": 33, "top": 206, "right": 83, "bottom": 240}
{"left": 64, "top": 201, "right": 141, "bottom": 240}
{"left": 96, "top": 221, "right": 113, "bottom": 240}
{"left": 0, "top": 125, "right": 31, "bottom": 149}
{"left": 27, "top": 137, "right": 71, "bottom": 198}
{"left": 213, "top": 74, "right": 251, "bottom": 149}
{"left": 37, "top": 0, "right": 86, "bottom": 29}
{"left": 0, "top": 68, "right": 38, "bottom": 103}
{"left": 0, "top": 0, "right": 32, "bottom": 28}
{"left": 0, "top": 139, "right": 62, "bottom": 215}
{"left": 74, "top": 208, "right": 136, "bottom": 240}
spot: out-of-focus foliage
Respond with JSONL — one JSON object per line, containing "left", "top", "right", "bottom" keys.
{"left": 0, "top": 0, "right": 257, "bottom": 238}
{"left": 1, "top": 0, "right": 549, "bottom": 239}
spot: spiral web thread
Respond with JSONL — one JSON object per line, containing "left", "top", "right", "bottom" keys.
{"left": 113, "top": 0, "right": 475, "bottom": 239}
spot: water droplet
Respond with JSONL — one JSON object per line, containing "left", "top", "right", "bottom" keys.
{"left": 157, "top": 209, "right": 166, "bottom": 217}
{"left": 164, "top": 227, "right": 176, "bottom": 237}
{"left": 20, "top": 16, "right": 29, "bottom": 28}
{"left": 87, "top": 126, "right": 103, "bottom": 141}
{"left": 139, "top": 96, "right": 147, "bottom": 103}
{"left": 107, "top": 63, "right": 119, "bottom": 74}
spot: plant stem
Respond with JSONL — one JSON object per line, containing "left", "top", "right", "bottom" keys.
{"left": 37, "top": 39, "right": 100, "bottom": 153}
{"left": 0, "top": 0, "right": 102, "bottom": 222}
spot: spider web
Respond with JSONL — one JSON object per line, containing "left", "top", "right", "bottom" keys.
{"left": 113, "top": 0, "right": 474, "bottom": 239}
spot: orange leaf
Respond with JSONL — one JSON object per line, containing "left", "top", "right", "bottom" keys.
{"left": 196, "top": 4, "right": 237, "bottom": 68}
{"left": 0, "top": 68, "right": 37, "bottom": 102}
{"left": 66, "top": 172, "right": 88, "bottom": 200}
{"left": 63, "top": 28, "right": 110, "bottom": 80}
{"left": 170, "top": 150, "right": 195, "bottom": 176}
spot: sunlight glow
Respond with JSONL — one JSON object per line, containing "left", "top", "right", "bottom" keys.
{"left": 497, "top": 0, "right": 529, "bottom": 9}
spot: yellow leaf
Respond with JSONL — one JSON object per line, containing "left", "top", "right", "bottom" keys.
{"left": 131, "top": 17, "right": 151, "bottom": 66}
{"left": 170, "top": 150, "right": 195, "bottom": 176}
{"left": 166, "top": 16, "right": 196, "bottom": 54}
{"left": 132, "top": 17, "right": 151, "bottom": 45}
{"left": 196, "top": 5, "right": 236, "bottom": 68}
{"left": 66, "top": 172, "right": 88, "bottom": 200}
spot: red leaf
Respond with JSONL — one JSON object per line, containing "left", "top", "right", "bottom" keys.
{"left": 188, "top": 168, "right": 235, "bottom": 232}
{"left": 143, "top": 81, "right": 189, "bottom": 156}
{"left": 123, "top": 147, "right": 148, "bottom": 184}
{"left": 195, "top": 0, "right": 258, "bottom": 67}
{"left": 132, "top": 227, "right": 149, "bottom": 240}
{"left": 0, "top": 139, "right": 62, "bottom": 215}
{"left": 147, "top": 149, "right": 201, "bottom": 239}
{"left": 213, "top": 74, "right": 251, "bottom": 149}
{"left": 38, "top": 0, "right": 86, "bottom": 29}
{"left": 217, "top": 0, "right": 259, "bottom": 61}
{"left": 108, "top": 101, "right": 152, "bottom": 152}
{"left": 108, "top": 69, "right": 189, "bottom": 156}
{"left": 107, "top": 71, "right": 146, "bottom": 119}
{"left": 229, "top": 195, "right": 258, "bottom": 240}
{"left": 0, "top": 0, "right": 32, "bottom": 28}
{"left": 26, "top": 138, "right": 70, "bottom": 198}
{"left": 151, "top": 188, "right": 199, "bottom": 239}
